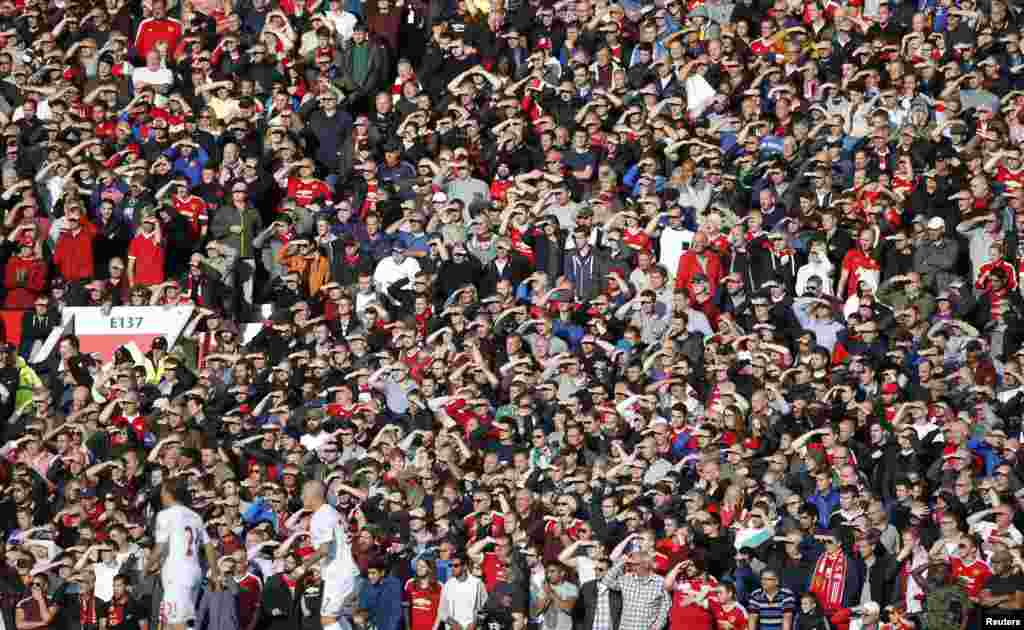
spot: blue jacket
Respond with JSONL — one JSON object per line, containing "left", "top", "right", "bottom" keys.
{"left": 165, "top": 146, "right": 210, "bottom": 187}
{"left": 809, "top": 489, "right": 840, "bottom": 529}
{"left": 358, "top": 576, "right": 403, "bottom": 630}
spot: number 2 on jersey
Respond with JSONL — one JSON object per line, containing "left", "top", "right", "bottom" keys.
{"left": 185, "top": 526, "right": 194, "bottom": 556}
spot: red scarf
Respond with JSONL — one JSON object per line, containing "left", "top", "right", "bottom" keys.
{"left": 990, "top": 287, "right": 1008, "bottom": 320}
{"left": 107, "top": 598, "right": 127, "bottom": 626}
{"left": 810, "top": 550, "right": 848, "bottom": 612}
{"left": 414, "top": 306, "right": 433, "bottom": 340}
{"left": 80, "top": 593, "right": 97, "bottom": 626}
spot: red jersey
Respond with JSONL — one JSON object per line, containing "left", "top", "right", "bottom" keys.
{"left": 277, "top": 0, "right": 318, "bottom": 15}
{"left": 508, "top": 227, "right": 534, "bottom": 264}
{"left": 543, "top": 517, "right": 585, "bottom": 540}
{"left": 892, "top": 176, "right": 915, "bottom": 198}
{"left": 977, "top": 260, "right": 1018, "bottom": 291}
{"left": 128, "top": 232, "right": 166, "bottom": 286}
{"left": 996, "top": 166, "right": 1024, "bottom": 186}
{"left": 134, "top": 18, "right": 183, "bottom": 58}
{"left": 112, "top": 414, "right": 146, "bottom": 442}
{"left": 711, "top": 601, "right": 748, "bottom": 630}
{"left": 951, "top": 556, "right": 992, "bottom": 598}
{"left": 670, "top": 576, "right": 719, "bottom": 630}
{"left": 404, "top": 579, "right": 441, "bottom": 630}
{"left": 399, "top": 350, "right": 432, "bottom": 382}
{"left": 623, "top": 227, "right": 652, "bottom": 251}
{"left": 490, "top": 179, "right": 512, "bottom": 201}
{"left": 711, "top": 234, "right": 731, "bottom": 256}
{"left": 750, "top": 37, "right": 781, "bottom": 56}
{"left": 481, "top": 552, "right": 511, "bottom": 592}
{"left": 3, "top": 256, "right": 47, "bottom": 309}
{"left": 656, "top": 537, "right": 690, "bottom": 568}
{"left": 325, "top": 402, "right": 369, "bottom": 419}
{"left": 95, "top": 120, "right": 117, "bottom": 140}
{"left": 463, "top": 512, "right": 505, "bottom": 542}
{"left": 234, "top": 573, "right": 262, "bottom": 630}
{"left": 654, "top": 551, "right": 671, "bottom": 575}
{"left": 286, "top": 177, "right": 332, "bottom": 207}
{"left": 840, "top": 248, "right": 880, "bottom": 295}
{"left": 157, "top": 294, "right": 194, "bottom": 306}
{"left": 174, "top": 195, "right": 209, "bottom": 240}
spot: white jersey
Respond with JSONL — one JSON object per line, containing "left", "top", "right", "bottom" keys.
{"left": 310, "top": 503, "right": 352, "bottom": 573}
{"left": 310, "top": 503, "right": 358, "bottom": 619}
{"left": 155, "top": 504, "right": 207, "bottom": 576}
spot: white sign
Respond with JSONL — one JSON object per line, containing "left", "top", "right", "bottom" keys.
{"left": 54, "top": 305, "right": 195, "bottom": 361}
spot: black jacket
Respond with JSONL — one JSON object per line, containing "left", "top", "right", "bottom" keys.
{"left": 852, "top": 548, "right": 901, "bottom": 609}
{"left": 179, "top": 265, "right": 229, "bottom": 313}
{"left": 577, "top": 578, "right": 622, "bottom": 630}
{"left": 17, "top": 308, "right": 58, "bottom": 361}
{"left": 479, "top": 253, "right": 532, "bottom": 297}
{"left": 260, "top": 574, "right": 301, "bottom": 630}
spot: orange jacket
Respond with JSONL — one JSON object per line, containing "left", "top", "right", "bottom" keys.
{"left": 277, "top": 246, "right": 330, "bottom": 295}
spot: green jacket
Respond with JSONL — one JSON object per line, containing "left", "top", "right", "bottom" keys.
{"left": 924, "top": 584, "right": 969, "bottom": 630}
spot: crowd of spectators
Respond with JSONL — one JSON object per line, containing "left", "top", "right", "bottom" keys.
{"left": 5, "top": 0, "right": 1024, "bottom": 628}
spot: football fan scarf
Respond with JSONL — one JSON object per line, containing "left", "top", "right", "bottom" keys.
{"left": 810, "top": 549, "right": 848, "bottom": 612}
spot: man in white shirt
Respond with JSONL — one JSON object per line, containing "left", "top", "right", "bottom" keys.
{"left": 437, "top": 554, "right": 488, "bottom": 630}
{"left": 968, "top": 502, "right": 1024, "bottom": 550}
{"left": 301, "top": 480, "right": 359, "bottom": 630}
{"left": 353, "top": 273, "right": 380, "bottom": 315}
{"left": 131, "top": 51, "right": 174, "bottom": 106}
{"left": 145, "top": 478, "right": 220, "bottom": 630}
{"left": 325, "top": 0, "right": 357, "bottom": 44}
{"left": 373, "top": 245, "right": 421, "bottom": 294}
{"left": 90, "top": 544, "right": 121, "bottom": 602}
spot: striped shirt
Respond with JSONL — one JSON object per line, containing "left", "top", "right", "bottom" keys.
{"left": 748, "top": 587, "right": 796, "bottom": 630}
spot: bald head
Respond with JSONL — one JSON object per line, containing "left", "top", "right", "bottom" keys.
{"left": 302, "top": 480, "right": 326, "bottom": 510}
